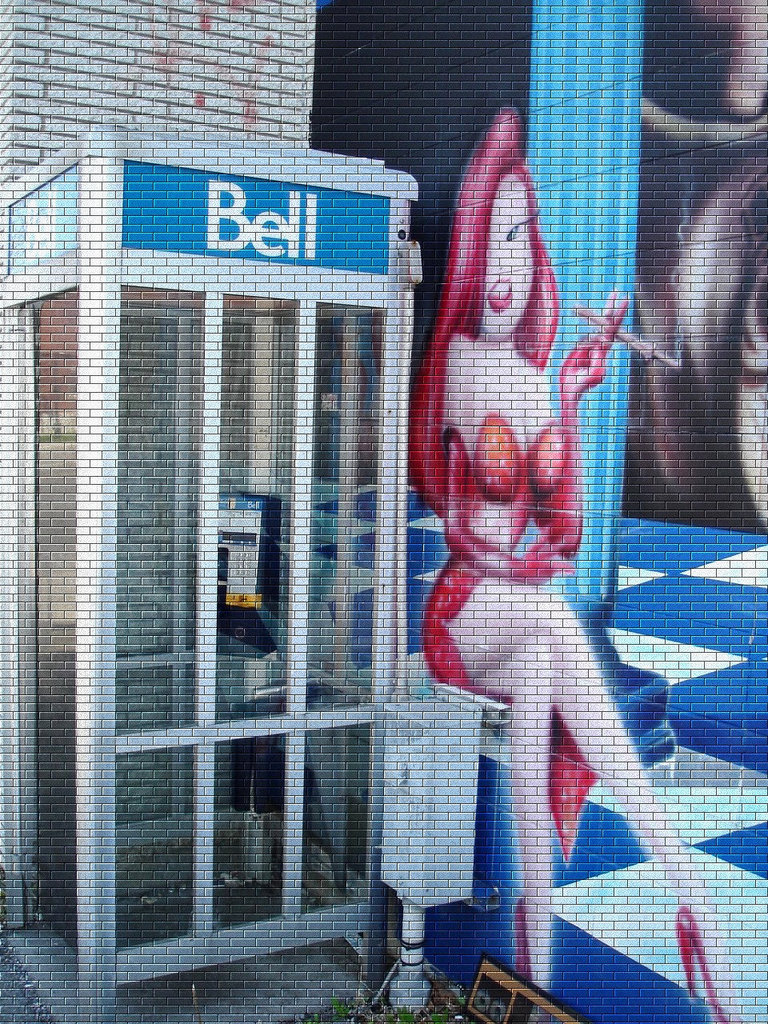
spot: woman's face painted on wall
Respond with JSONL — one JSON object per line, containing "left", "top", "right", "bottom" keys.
{"left": 482, "top": 173, "right": 536, "bottom": 341}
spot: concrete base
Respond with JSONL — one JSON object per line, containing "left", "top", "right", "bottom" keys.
{"left": 387, "top": 964, "right": 431, "bottom": 1010}
{"left": 6, "top": 928, "right": 362, "bottom": 1024}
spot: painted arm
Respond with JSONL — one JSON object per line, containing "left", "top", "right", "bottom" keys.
{"left": 444, "top": 431, "right": 575, "bottom": 582}
{"left": 530, "top": 295, "right": 630, "bottom": 560}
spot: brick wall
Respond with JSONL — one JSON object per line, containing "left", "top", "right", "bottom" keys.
{"left": 0, "top": 0, "right": 315, "bottom": 180}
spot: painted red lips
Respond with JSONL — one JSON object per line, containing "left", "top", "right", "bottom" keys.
{"left": 487, "top": 277, "right": 513, "bottom": 312}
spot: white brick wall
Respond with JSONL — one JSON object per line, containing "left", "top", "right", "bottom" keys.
{"left": 1, "top": 0, "right": 315, "bottom": 180}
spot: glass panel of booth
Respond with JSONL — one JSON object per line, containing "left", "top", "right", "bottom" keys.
{"left": 116, "top": 289, "right": 204, "bottom": 733}
{"left": 213, "top": 734, "right": 285, "bottom": 929}
{"left": 115, "top": 747, "right": 194, "bottom": 949}
{"left": 107, "top": 288, "right": 296, "bottom": 731}
{"left": 34, "top": 290, "right": 79, "bottom": 941}
{"left": 301, "top": 724, "right": 371, "bottom": 912}
{"left": 307, "top": 304, "right": 383, "bottom": 708}
{"left": 215, "top": 295, "right": 296, "bottom": 722}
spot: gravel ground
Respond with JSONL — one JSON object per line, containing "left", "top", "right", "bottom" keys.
{"left": 0, "top": 933, "right": 56, "bottom": 1024}
{"left": 0, "top": 930, "right": 463, "bottom": 1024}
{"left": 293, "top": 978, "right": 469, "bottom": 1024}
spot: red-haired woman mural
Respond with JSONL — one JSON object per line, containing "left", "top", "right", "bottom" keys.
{"left": 409, "top": 109, "right": 742, "bottom": 1024}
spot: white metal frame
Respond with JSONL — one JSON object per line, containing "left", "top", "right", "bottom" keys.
{"left": 0, "top": 306, "right": 36, "bottom": 928}
{"left": 73, "top": 153, "right": 123, "bottom": 1022}
{"left": 0, "top": 132, "right": 417, "bottom": 1021}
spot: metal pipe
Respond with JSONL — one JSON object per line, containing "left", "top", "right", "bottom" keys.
{"left": 388, "top": 900, "right": 431, "bottom": 1008}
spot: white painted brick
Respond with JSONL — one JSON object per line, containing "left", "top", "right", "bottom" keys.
{"left": 1, "top": 0, "right": 315, "bottom": 180}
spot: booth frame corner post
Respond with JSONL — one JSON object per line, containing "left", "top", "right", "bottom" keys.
{"left": 0, "top": 129, "right": 416, "bottom": 1021}
{"left": 527, "top": 0, "right": 645, "bottom": 613}
{"left": 365, "top": 190, "right": 418, "bottom": 991}
{"left": 74, "top": 150, "right": 124, "bottom": 1024}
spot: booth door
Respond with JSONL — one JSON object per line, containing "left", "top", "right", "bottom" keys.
{"left": 27, "top": 285, "right": 379, "bottom": 962}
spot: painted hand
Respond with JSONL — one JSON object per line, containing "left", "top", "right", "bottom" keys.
{"left": 560, "top": 293, "right": 629, "bottom": 403}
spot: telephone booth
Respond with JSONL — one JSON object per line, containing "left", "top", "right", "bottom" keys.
{"left": 0, "top": 131, "right": 417, "bottom": 1021}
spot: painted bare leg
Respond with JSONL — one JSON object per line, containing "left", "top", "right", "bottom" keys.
{"left": 555, "top": 640, "right": 743, "bottom": 1024}
{"left": 447, "top": 586, "right": 564, "bottom": 1003}
{"left": 497, "top": 650, "right": 556, "bottom": 992}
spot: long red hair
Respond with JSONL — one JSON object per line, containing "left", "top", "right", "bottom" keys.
{"left": 409, "top": 109, "right": 559, "bottom": 516}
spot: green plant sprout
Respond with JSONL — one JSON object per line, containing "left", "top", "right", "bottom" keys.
{"left": 332, "top": 998, "right": 353, "bottom": 1020}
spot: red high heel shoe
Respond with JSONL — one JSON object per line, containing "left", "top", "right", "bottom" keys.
{"left": 676, "top": 906, "right": 739, "bottom": 1024}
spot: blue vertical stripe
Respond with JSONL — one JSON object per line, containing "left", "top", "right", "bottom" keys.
{"left": 527, "top": 0, "right": 645, "bottom": 610}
